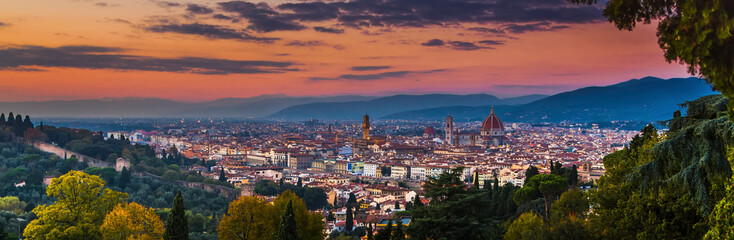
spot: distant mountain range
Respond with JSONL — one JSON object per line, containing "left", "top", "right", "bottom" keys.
{"left": 0, "top": 95, "right": 376, "bottom": 118}
{"left": 0, "top": 76, "right": 717, "bottom": 123}
{"left": 269, "top": 94, "right": 547, "bottom": 120}
{"left": 383, "top": 77, "right": 718, "bottom": 122}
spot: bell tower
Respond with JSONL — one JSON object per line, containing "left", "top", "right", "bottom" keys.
{"left": 445, "top": 115, "right": 454, "bottom": 145}
{"left": 362, "top": 114, "right": 370, "bottom": 140}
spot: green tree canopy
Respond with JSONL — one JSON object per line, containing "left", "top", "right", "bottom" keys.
{"left": 513, "top": 174, "right": 568, "bottom": 221}
{"left": 23, "top": 170, "right": 128, "bottom": 240}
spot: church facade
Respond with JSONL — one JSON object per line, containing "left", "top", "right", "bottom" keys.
{"left": 445, "top": 107, "right": 505, "bottom": 147}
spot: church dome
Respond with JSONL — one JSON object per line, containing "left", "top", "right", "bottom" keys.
{"left": 481, "top": 106, "right": 504, "bottom": 134}
{"left": 424, "top": 126, "right": 436, "bottom": 135}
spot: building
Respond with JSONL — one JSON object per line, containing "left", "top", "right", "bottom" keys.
{"left": 423, "top": 126, "right": 437, "bottom": 138}
{"left": 288, "top": 154, "right": 314, "bottom": 169}
{"left": 445, "top": 106, "right": 505, "bottom": 147}
{"left": 480, "top": 106, "right": 505, "bottom": 146}
{"left": 354, "top": 114, "right": 387, "bottom": 155}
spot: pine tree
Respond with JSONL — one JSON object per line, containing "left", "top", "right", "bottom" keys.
{"left": 393, "top": 219, "right": 405, "bottom": 240}
{"left": 346, "top": 204, "right": 354, "bottom": 234}
{"left": 165, "top": 190, "right": 189, "bottom": 240}
{"left": 118, "top": 167, "right": 131, "bottom": 189}
{"left": 277, "top": 200, "right": 298, "bottom": 240}
{"left": 413, "top": 196, "right": 423, "bottom": 208}
{"left": 367, "top": 224, "right": 374, "bottom": 240}
{"left": 524, "top": 165, "right": 540, "bottom": 185}
{"left": 219, "top": 168, "right": 227, "bottom": 182}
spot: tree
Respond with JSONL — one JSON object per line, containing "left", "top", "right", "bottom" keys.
{"left": 218, "top": 196, "right": 274, "bottom": 240}
{"left": 347, "top": 193, "right": 357, "bottom": 208}
{"left": 100, "top": 202, "right": 165, "bottom": 240}
{"left": 374, "top": 220, "right": 392, "bottom": 240}
{"left": 219, "top": 168, "right": 227, "bottom": 182}
{"left": 472, "top": 171, "right": 480, "bottom": 189}
{"left": 0, "top": 113, "right": 5, "bottom": 126}
{"left": 524, "top": 166, "right": 539, "bottom": 185}
{"left": 165, "top": 190, "right": 189, "bottom": 240}
{"left": 570, "top": 0, "right": 734, "bottom": 116}
{"left": 408, "top": 167, "right": 504, "bottom": 240}
{"left": 367, "top": 224, "right": 374, "bottom": 240}
{"left": 23, "top": 115, "right": 33, "bottom": 130}
{"left": 277, "top": 200, "right": 298, "bottom": 240}
{"left": 705, "top": 177, "right": 734, "bottom": 239}
{"left": 504, "top": 213, "right": 549, "bottom": 240}
{"left": 513, "top": 174, "right": 569, "bottom": 221}
{"left": 118, "top": 167, "right": 131, "bottom": 189}
{"left": 393, "top": 219, "right": 405, "bottom": 240}
{"left": 297, "top": 177, "right": 302, "bottom": 187}
{"left": 393, "top": 201, "right": 400, "bottom": 210}
{"left": 345, "top": 204, "right": 353, "bottom": 234}
{"left": 271, "top": 190, "right": 326, "bottom": 240}
{"left": 23, "top": 171, "right": 128, "bottom": 240}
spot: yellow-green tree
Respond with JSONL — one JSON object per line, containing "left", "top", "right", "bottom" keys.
{"left": 504, "top": 212, "right": 549, "bottom": 240}
{"left": 269, "top": 190, "right": 325, "bottom": 240}
{"left": 23, "top": 170, "right": 128, "bottom": 240}
{"left": 0, "top": 196, "right": 25, "bottom": 214}
{"left": 218, "top": 190, "right": 325, "bottom": 240}
{"left": 100, "top": 202, "right": 165, "bottom": 240}
{"left": 218, "top": 196, "right": 274, "bottom": 240}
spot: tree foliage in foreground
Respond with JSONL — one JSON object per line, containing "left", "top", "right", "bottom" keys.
{"left": 408, "top": 167, "right": 517, "bottom": 240}
{"left": 218, "top": 190, "right": 325, "bottom": 240}
{"left": 23, "top": 171, "right": 128, "bottom": 240}
{"left": 101, "top": 202, "right": 165, "bottom": 240}
{"left": 587, "top": 96, "right": 734, "bottom": 239}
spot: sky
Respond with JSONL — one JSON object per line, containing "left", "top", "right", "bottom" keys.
{"left": 0, "top": 0, "right": 692, "bottom": 102}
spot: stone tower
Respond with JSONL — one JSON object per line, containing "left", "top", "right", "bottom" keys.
{"left": 445, "top": 115, "right": 454, "bottom": 145}
{"left": 362, "top": 114, "right": 370, "bottom": 140}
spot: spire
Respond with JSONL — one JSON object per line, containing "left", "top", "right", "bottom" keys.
{"left": 490, "top": 105, "right": 495, "bottom": 115}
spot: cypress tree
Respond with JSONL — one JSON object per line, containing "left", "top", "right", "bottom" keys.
{"left": 346, "top": 204, "right": 354, "bottom": 234}
{"left": 165, "top": 190, "right": 189, "bottom": 240}
{"left": 367, "top": 224, "right": 374, "bottom": 240}
{"left": 383, "top": 220, "right": 393, "bottom": 240}
{"left": 7, "top": 113, "right": 13, "bottom": 127}
{"left": 118, "top": 167, "right": 131, "bottom": 189}
{"left": 393, "top": 219, "right": 405, "bottom": 240}
{"left": 297, "top": 177, "right": 302, "bottom": 187}
{"left": 472, "top": 171, "right": 479, "bottom": 189}
{"left": 394, "top": 201, "right": 400, "bottom": 210}
{"left": 14, "top": 114, "right": 22, "bottom": 127}
{"left": 23, "top": 115, "right": 33, "bottom": 130}
{"left": 347, "top": 192, "right": 357, "bottom": 208}
{"left": 219, "top": 168, "right": 227, "bottom": 182}
{"left": 277, "top": 200, "right": 298, "bottom": 240}
{"left": 0, "top": 113, "right": 5, "bottom": 126}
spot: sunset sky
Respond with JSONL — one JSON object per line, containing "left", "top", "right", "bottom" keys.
{"left": 0, "top": 0, "right": 692, "bottom": 102}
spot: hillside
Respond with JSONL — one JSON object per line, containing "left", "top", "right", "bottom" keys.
{"left": 0, "top": 95, "right": 374, "bottom": 118}
{"left": 269, "top": 94, "right": 543, "bottom": 120}
{"left": 383, "top": 77, "right": 718, "bottom": 123}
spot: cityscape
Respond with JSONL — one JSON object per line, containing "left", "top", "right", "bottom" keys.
{"left": 1, "top": 0, "right": 733, "bottom": 240}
